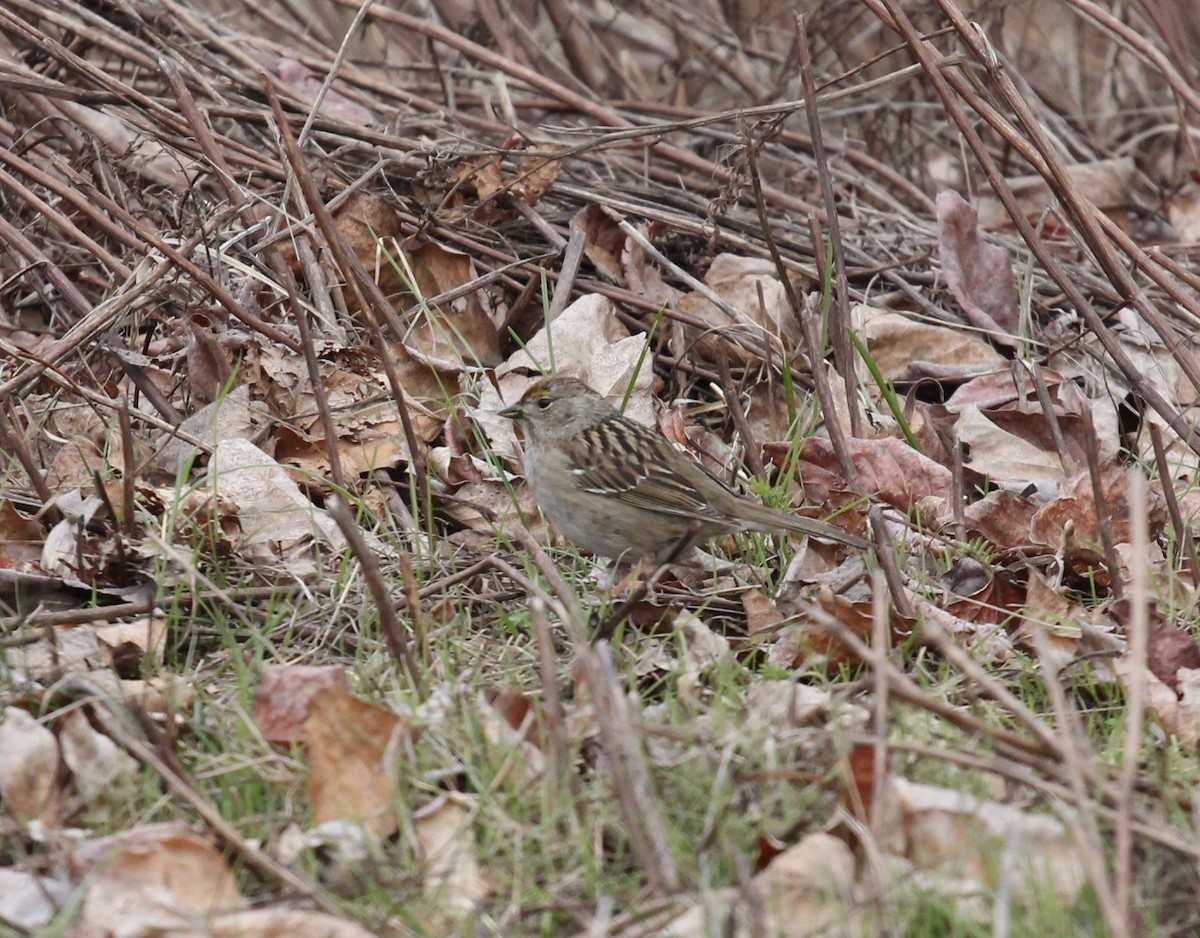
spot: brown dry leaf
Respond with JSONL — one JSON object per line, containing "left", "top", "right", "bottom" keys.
{"left": 254, "top": 341, "right": 444, "bottom": 476}
{"left": 120, "top": 674, "right": 195, "bottom": 716}
{"left": 439, "top": 478, "right": 543, "bottom": 549}
{"left": 5, "top": 623, "right": 108, "bottom": 684}
{"left": 743, "top": 587, "right": 785, "bottom": 639}
{"left": 1014, "top": 570, "right": 1085, "bottom": 664}
{"left": 252, "top": 665, "right": 349, "bottom": 744}
{"left": 792, "top": 436, "right": 953, "bottom": 525}
{"left": 153, "top": 385, "right": 268, "bottom": 476}
{"left": 478, "top": 689, "right": 544, "bottom": 787}
{"left": 677, "top": 254, "right": 802, "bottom": 364}
{"left": 977, "top": 157, "right": 1136, "bottom": 232}
{"left": 743, "top": 680, "right": 833, "bottom": 728}
{"left": 510, "top": 151, "right": 562, "bottom": 206}
{"left": 1166, "top": 179, "right": 1200, "bottom": 241}
{"left": 457, "top": 155, "right": 504, "bottom": 202}
{"left": 936, "top": 190, "right": 1020, "bottom": 342}
{"left": 1114, "top": 645, "right": 1200, "bottom": 747}
{"left": 855, "top": 304, "right": 1004, "bottom": 383}
{"left": 890, "top": 777, "right": 1087, "bottom": 906}
{"left": 770, "top": 586, "right": 910, "bottom": 670}
{"left": 306, "top": 683, "right": 406, "bottom": 837}
{"left": 397, "top": 241, "right": 502, "bottom": 368}
{"left": 40, "top": 491, "right": 109, "bottom": 582}
{"left": 963, "top": 489, "right": 1040, "bottom": 548}
{"left": 1146, "top": 621, "right": 1200, "bottom": 694}
{"left": 956, "top": 404, "right": 1070, "bottom": 487}
{"left": 0, "top": 707, "right": 63, "bottom": 825}
{"left": 414, "top": 793, "right": 493, "bottom": 916}
{"left": 184, "top": 314, "right": 234, "bottom": 405}
{"left": 0, "top": 498, "right": 42, "bottom": 569}
{"left": 570, "top": 203, "right": 626, "bottom": 281}
{"left": 840, "top": 742, "right": 885, "bottom": 827}
{"left": 675, "top": 608, "right": 734, "bottom": 672}
{"left": 914, "top": 600, "right": 1014, "bottom": 664}
{"left": 664, "top": 832, "right": 858, "bottom": 937}
{"left": 332, "top": 191, "right": 403, "bottom": 276}
{"left": 72, "top": 823, "right": 245, "bottom": 933}
{"left": 569, "top": 205, "right": 677, "bottom": 305}
{"left": 93, "top": 616, "right": 166, "bottom": 663}
{"left": 940, "top": 369, "right": 1119, "bottom": 488}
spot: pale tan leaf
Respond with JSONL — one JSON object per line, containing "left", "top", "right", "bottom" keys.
{"left": 306, "top": 684, "right": 405, "bottom": 837}
{"left": 414, "top": 793, "right": 493, "bottom": 915}
{"left": 0, "top": 707, "right": 62, "bottom": 825}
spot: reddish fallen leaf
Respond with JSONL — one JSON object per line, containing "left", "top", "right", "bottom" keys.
{"left": 1147, "top": 622, "right": 1200, "bottom": 694}
{"left": 963, "top": 489, "right": 1040, "bottom": 548}
{"left": 401, "top": 242, "right": 502, "bottom": 368}
{"left": 790, "top": 436, "right": 953, "bottom": 524}
{"left": 252, "top": 665, "right": 349, "bottom": 744}
{"left": 841, "top": 742, "right": 886, "bottom": 825}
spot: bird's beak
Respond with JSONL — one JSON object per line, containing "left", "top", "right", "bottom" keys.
{"left": 498, "top": 403, "right": 523, "bottom": 420}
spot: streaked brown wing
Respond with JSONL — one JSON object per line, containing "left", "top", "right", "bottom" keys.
{"left": 563, "top": 416, "right": 729, "bottom": 519}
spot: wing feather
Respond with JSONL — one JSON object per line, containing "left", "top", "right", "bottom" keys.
{"left": 563, "top": 417, "right": 735, "bottom": 520}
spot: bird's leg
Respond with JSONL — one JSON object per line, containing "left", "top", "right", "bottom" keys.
{"left": 591, "top": 525, "right": 702, "bottom": 642}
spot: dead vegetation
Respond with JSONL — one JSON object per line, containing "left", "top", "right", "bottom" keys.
{"left": 4, "top": 0, "right": 1200, "bottom": 935}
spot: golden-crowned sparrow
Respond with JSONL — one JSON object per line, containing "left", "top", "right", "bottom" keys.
{"left": 499, "top": 376, "right": 868, "bottom": 560}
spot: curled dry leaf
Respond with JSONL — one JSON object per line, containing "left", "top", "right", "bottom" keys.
{"left": 963, "top": 488, "right": 1040, "bottom": 548}
{"left": 1146, "top": 621, "right": 1200, "bottom": 694}
{"left": 204, "top": 438, "right": 354, "bottom": 577}
{"left": 570, "top": 203, "right": 627, "bottom": 281}
{"left": 328, "top": 191, "right": 403, "bottom": 278}
{"left": 936, "top": 190, "right": 1020, "bottom": 342}
{"left": 397, "top": 241, "right": 502, "bottom": 368}
{"left": 1031, "top": 464, "right": 1166, "bottom": 548}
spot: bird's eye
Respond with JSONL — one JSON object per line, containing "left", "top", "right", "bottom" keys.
{"left": 535, "top": 397, "right": 552, "bottom": 410}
